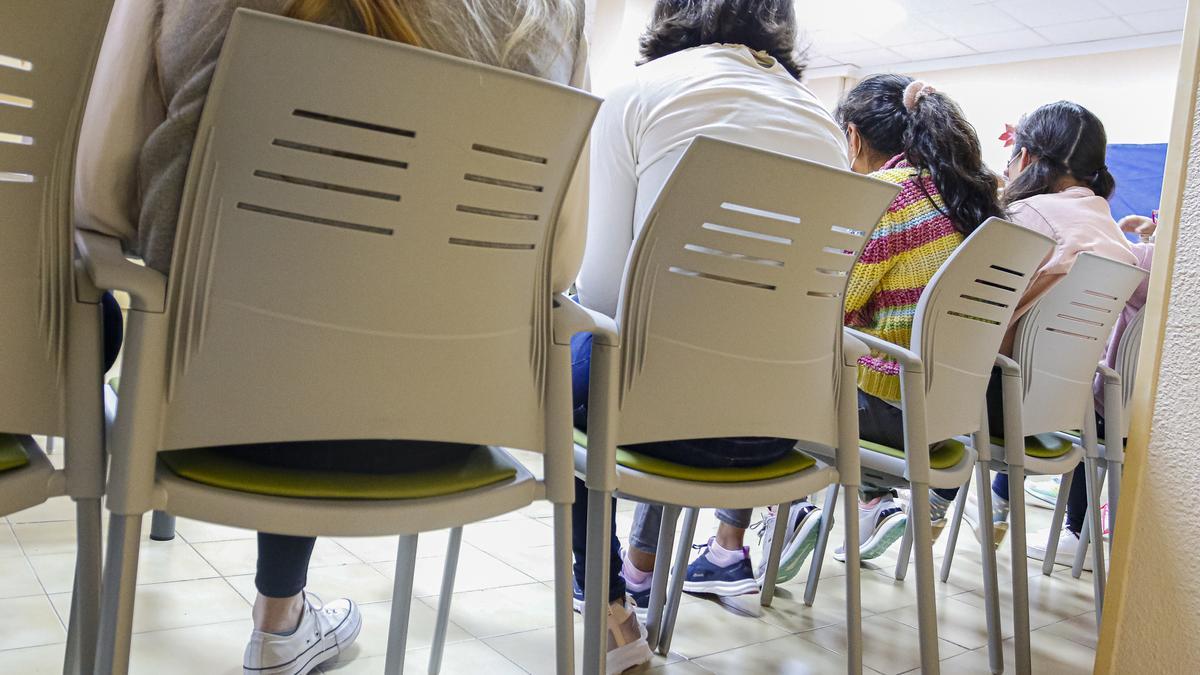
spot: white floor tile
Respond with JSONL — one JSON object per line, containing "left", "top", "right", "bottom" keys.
{"left": 0, "top": 595, "right": 66, "bottom": 651}
{"left": 0, "top": 556, "right": 45, "bottom": 599}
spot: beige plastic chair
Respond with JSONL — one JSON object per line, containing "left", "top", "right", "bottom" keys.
{"left": 1057, "top": 306, "right": 1144, "bottom": 579}
{"left": 803, "top": 218, "right": 1055, "bottom": 674}
{"left": 568, "top": 136, "right": 901, "bottom": 675}
{"left": 79, "top": 10, "right": 598, "bottom": 674}
{"left": 939, "top": 252, "right": 1146, "bottom": 672}
{"left": 1, "top": 2, "right": 115, "bottom": 673}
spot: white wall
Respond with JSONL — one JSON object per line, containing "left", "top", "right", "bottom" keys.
{"left": 806, "top": 46, "right": 1182, "bottom": 171}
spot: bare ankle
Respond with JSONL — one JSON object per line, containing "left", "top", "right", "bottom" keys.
{"left": 253, "top": 592, "right": 304, "bottom": 634}
{"left": 627, "top": 548, "right": 656, "bottom": 573}
{"left": 714, "top": 523, "right": 745, "bottom": 551}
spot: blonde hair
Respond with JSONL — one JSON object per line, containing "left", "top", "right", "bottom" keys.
{"left": 285, "top": 0, "right": 423, "bottom": 45}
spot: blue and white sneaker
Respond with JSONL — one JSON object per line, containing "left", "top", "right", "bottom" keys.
{"left": 681, "top": 538, "right": 759, "bottom": 596}
{"left": 573, "top": 578, "right": 650, "bottom": 620}
{"left": 755, "top": 501, "right": 822, "bottom": 585}
{"left": 834, "top": 497, "right": 907, "bottom": 562}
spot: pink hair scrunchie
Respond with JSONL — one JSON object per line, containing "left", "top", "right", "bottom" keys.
{"left": 902, "top": 80, "right": 937, "bottom": 112}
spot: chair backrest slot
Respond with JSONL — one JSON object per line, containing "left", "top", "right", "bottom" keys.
{"left": 448, "top": 237, "right": 536, "bottom": 250}
{"left": 700, "top": 221, "right": 793, "bottom": 246}
{"left": 455, "top": 204, "right": 539, "bottom": 221}
{"left": 271, "top": 138, "right": 409, "bottom": 169}
{"left": 471, "top": 143, "right": 547, "bottom": 164}
{"left": 463, "top": 173, "right": 544, "bottom": 192}
{"left": 719, "top": 201, "right": 801, "bottom": 224}
{"left": 292, "top": 108, "right": 416, "bottom": 138}
{"left": 236, "top": 201, "right": 393, "bottom": 236}
{"left": 252, "top": 170, "right": 402, "bottom": 202}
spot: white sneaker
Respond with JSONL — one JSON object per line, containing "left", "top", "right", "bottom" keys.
{"left": 243, "top": 594, "right": 362, "bottom": 675}
{"left": 755, "top": 501, "right": 822, "bottom": 585}
{"left": 605, "top": 596, "right": 652, "bottom": 675}
{"left": 834, "top": 497, "right": 906, "bottom": 562}
{"left": 1026, "top": 529, "right": 1092, "bottom": 571}
{"left": 961, "top": 492, "right": 1009, "bottom": 549}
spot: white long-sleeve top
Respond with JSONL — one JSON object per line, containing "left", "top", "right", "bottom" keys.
{"left": 575, "top": 44, "right": 850, "bottom": 318}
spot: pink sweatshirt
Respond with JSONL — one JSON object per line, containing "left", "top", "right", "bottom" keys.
{"left": 1002, "top": 186, "right": 1153, "bottom": 417}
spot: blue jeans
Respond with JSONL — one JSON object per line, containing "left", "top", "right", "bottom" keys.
{"left": 569, "top": 332, "right": 795, "bottom": 601}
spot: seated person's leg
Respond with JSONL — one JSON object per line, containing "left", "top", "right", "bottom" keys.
{"left": 569, "top": 331, "right": 652, "bottom": 665}
{"left": 246, "top": 533, "right": 360, "bottom": 671}
{"left": 847, "top": 391, "right": 911, "bottom": 560}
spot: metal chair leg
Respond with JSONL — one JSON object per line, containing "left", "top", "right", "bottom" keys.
{"left": 582, "top": 490, "right": 613, "bottom": 675}
{"left": 148, "top": 510, "right": 176, "bottom": 542}
{"left": 841, "top": 484, "right": 863, "bottom": 675}
{"left": 804, "top": 485, "right": 839, "bottom": 607}
{"left": 95, "top": 513, "right": 143, "bottom": 675}
{"left": 1042, "top": 468, "right": 1074, "bottom": 576}
{"left": 1073, "top": 464, "right": 1106, "bottom": 579}
{"left": 551, "top": 503, "right": 575, "bottom": 675}
{"left": 760, "top": 501, "right": 792, "bottom": 607}
{"left": 428, "top": 528, "right": 462, "bottom": 674}
{"left": 384, "top": 534, "right": 420, "bottom": 675}
{"left": 65, "top": 499, "right": 103, "bottom": 675}
{"left": 656, "top": 507, "right": 697, "bottom": 657}
{"left": 645, "top": 505, "right": 680, "bottom": 651}
{"left": 974, "top": 466, "right": 1004, "bottom": 674}
{"left": 1008, "top": 466, "right": 1032, "bottom": 675}
{"left": 939, "top": 477, "right": 971, "bottom": 582}
{"left": 1107, "top": 458, "right": 1122, "bottom": 540}
{"left": 894, "top": 511, "right": 914, "bottom": 581}
{"left": 908, "top": 482, "right": 941, "bottom": 674}
{"left": 1083, "top": 456, "right": 1107, "bottom": 626}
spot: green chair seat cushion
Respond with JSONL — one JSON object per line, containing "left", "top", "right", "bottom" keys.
{"left": 860, "top": 438, "right": 967, "bottom": 470}
{"left": 573, "top": 429, "right": 816, "bottom": 483}
{"left": 991, "top": 433, "right": 1074, "bottom": 459}
{"left": 0, "top": 435, "right": 31, "bottom": 474}
{"left": 159, "top": 444, "right": 518, "bottom": 500}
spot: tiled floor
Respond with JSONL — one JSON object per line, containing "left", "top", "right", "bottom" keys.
{"left": 0, "top": 446, "right": 1100, "bottom": 674}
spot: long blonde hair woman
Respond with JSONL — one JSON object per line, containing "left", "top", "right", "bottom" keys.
{"left": 75, "top": 2, "right": 583, "bottom": 673}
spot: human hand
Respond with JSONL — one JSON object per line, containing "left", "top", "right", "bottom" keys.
{"left": 1118, "top": 215, "right": 1156, "bottom": 237}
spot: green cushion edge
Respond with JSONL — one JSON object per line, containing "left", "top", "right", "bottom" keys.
{"left": 0, "top": 435, "right": 31, "bottom": 474}
{"left": 860, "top": 438, "right": 967, "bottom": 470}
{"left": 991, "top": 433, "right": 1075, "bottom": 459}
{"left": 159, "top": 445, "right": 518, "bottom": 500}
{"left": 573, "top": 428, "right": 816, "bottom": 483}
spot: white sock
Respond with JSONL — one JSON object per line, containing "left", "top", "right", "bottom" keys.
{"left": 705, "top": 539, "right": 746, "bottom": 567}
{"left": 621, "top": 554, "right": 652, "bottom": 591}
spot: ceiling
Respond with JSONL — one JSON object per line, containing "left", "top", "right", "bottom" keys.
{"left": 799, "top": 0, "right": 1186, "bottom": 74}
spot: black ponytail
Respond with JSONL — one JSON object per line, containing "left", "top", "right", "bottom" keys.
{"left": 835, "top": 74, "right": 1003, "bottom": 236}
{"left": 1003, "top": 101, "right": 1115, "bottom": 206}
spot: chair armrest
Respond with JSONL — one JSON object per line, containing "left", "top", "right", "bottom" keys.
{"left": 841, "top": 328, "right": 869, "bottom": 367}
{"left": 1096, "top": 364, "right": 1121, "bottom": 386}
{"left": 75, "top": 230, "right": 167, "bottom": 313}
{"left": 843, "top": 327, "right": 922, "bottom": 373}
{"left": 994, "top": 353, "right": 1020, "bottom": 378}
{"left": 552, "top": 293, "right": 619, "bottom": 347}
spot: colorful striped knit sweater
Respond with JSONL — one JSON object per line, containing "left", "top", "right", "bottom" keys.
{"left": 845, "top": 155, "right": 965, "bottom": 402}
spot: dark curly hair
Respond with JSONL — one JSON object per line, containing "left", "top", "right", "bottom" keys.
{"left": 638, "top": 0, "right": 806, "bottom": 79}
{"left": 836, "top": 74, "right": 1003, "bottom": 236}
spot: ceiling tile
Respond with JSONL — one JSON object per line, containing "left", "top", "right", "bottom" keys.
{"left": 805, "top": 55, "right": 844, "bottom": 69}
{"left": 891, "top": 39, "right": 976, "bottom": 61}
{"left": 1121, "top": 8, "right": 1187, "bottom": 34}
{"left": 838, "top": 48, "right": 909, "bottom": 67}
{"left": 871, "top": 16, "right": 949, "bottom": 47}
{"left": 922, "top": 5, "right": 1025, "bottom": 37}
{"left": 1096, "top": 0, "right": 1185, "bottom": 13}
{"left": 957, "top": 28, "right": 1052, "bottom": 52}
{"left": 995, "top": 0, "right": 1114, "bottom": 28}
{"left": 1035, "top": 16, "right": 1137, "bottom": 43}
{"left": 803, "top": 29, "right": 879, "bottom": 54}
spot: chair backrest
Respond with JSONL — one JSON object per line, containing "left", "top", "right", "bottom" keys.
{"left": 1114, "top": 306, "right": 1146, "bottom": 435}
{"left": 914, "top": 218, "right": 1054, "bottom": 443}
{"left": 155, "top": 10, "right": 599, "bottom": 452}
{"left": 1012, "top": 253, "right": 1148, "bottom": 435}
{"left": 613, "top": 136, "right": 900, "bottom": 447}
{"left": 0, "top": 0, "right": 115, "bottom": 436}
